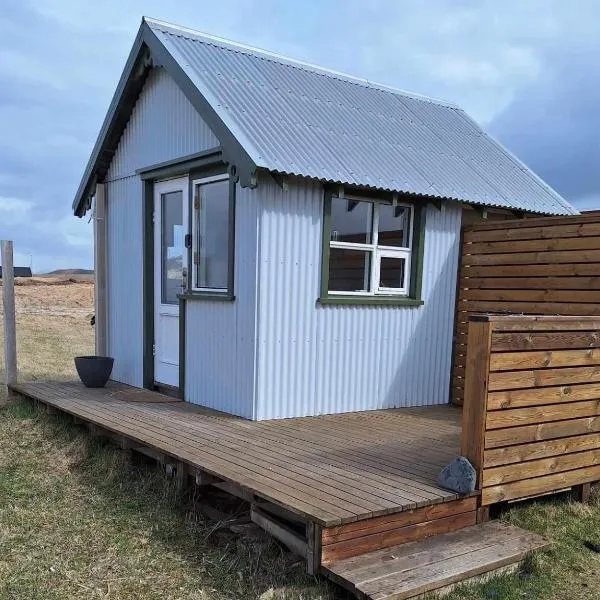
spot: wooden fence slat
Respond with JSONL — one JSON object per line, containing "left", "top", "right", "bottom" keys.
{"left": 486, "top": 400, "right": 600, "bottom": 430}
{"left": 489, "top": 349, "right": 600, "bottom": 372}
{"left": 467, "top": 235, "right": 600, "bottom": 255}
{"left": 463, "top": 222, "right": 600, "bottom": 244}
{"left": 489, "top": 366, "right": 600, "bottom": 391}
{"left": 463, "top": 289, "right": 600, "bottom": 304}
{"left": 491, "top": 332, "right": 600, "bottom": 352}
{"left": 487, "top": 383, "right": 600, "bottom": 410}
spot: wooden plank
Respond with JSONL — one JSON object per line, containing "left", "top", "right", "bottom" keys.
{"left": 574, "top": 482, "right": 592, "bottom": 503}
{"left": 484, "top": 433, "right": 600, "bottom": 467}
{"left": 490, "top": 349, "right": 600, "bottom": 372}
{"left": 482, "top": 464, "right": 600, "bottom": 505}
{"left": 466, "top": 235, "right": 600, "bottom": 255}
{"left": 463, "top": 216, "right": 600, "bottom": 239}
{"left": 465, "top": 288, "right": 600, "bottom": 304}
{"left": 486, "top": 400, "right": 600, "bottom": 430}
{"left": 461, "top": 263, "right": 600, "bottom": 278}
{"left": 460, "top": 320, "right": 492, "bottom": 486}
{"left": 491, "top": 331, "right": 600, "bottom": 352}
{"left": 485, "top": 416, "right": 600, "bottom": 449}
{"left": 463, "top": 248, "right": 600, "bottom": 267}
{"left": 321, "top": 498, "right": 477, "bottom": 545}
{"left": 489, "top": 365, "right": 600, "bottom": 391}
{"left": 488, "top": 383, "right": 600, "bottom": 411}
{"left": 251, "top": 505, "right": 309, "bottom": 559}
{"left": 483, "top": 448, "right": 600, "bottom": 486}
{"left": 459, "top": 300, "right": 600, "bottom": 316}
{"left": 321, "top": 511, "right": 477, "bottom": 564}
{"left": 462, "top": 276, "right": 600, "bottom": 291}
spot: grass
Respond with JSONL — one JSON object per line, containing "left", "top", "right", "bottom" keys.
{"left": 2, "top": 281, "right": 600, "bottom": 598}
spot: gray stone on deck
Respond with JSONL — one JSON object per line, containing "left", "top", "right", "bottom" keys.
{"left": 438, "top": 457, "right": 476, "bottom": 494}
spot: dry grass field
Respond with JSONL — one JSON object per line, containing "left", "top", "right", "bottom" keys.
{"left": 2, "top": 279, "right": 600, "bottom": 599}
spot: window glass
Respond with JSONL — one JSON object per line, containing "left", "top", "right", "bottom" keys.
{"left": 194, "top": 179, "right": 229, "bottom": 290}
{"left": 328, "top": 248, "right": 371, "bottom": 292}
{"left": 161, "top": 191, "right": 183, "bottom": 305}
{"left": 377, "top": 204, "right": 411, "bottom": 248}
{"left": 379, "top": 256, "right": 407, "bottom": 290}
{"left": 330, "top": 197, "right": 373, "bottom": 244}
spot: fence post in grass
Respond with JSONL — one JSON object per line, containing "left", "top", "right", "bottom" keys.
{"left": 1, "top": 240, "right": 17, "bottom": 394}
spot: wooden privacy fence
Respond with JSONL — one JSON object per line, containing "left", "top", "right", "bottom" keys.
{"left": 461, "top": 314, "right": 600, "bottom": 507}
{"left": 452, "top": 213, "right": 600, "bottom": 406}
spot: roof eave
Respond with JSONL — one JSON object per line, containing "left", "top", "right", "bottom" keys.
{"left": 72, "top": 26, "right": 148, "bottom": 217}
{"left": 72, "top": 19, "right": 260, "bottom": 217}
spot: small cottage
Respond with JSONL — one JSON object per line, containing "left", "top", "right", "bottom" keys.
{"left": 73, "top": 17, "right": 577, "bottom": 420}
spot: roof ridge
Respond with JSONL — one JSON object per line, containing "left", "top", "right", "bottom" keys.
{"left": 143, "top": 17, "right": 459, "bottom": 109}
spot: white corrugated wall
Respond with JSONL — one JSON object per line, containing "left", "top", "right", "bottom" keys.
{"left": 104, "top": 67, "right": 219, "bottom": 386}
{"left": 185, "top": 184, "right": 259, "bottom": 418}
{"left": 105, "top": 175, "right": 144, "bottom": 386}
{"left": 255, "top": 177, "right": 462, "bottom": 420}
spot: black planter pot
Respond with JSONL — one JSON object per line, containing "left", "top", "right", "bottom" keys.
{"left": 74, "top": 356, "right": 114, "bottom": 388}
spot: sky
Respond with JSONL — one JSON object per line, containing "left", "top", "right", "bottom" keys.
{"left": 0, "top": 1, "right": 599, "bottom": 272}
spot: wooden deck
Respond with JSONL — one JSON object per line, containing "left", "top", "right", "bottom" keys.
{"left": 10, "top": 380, "right": 464, "bottom": 528}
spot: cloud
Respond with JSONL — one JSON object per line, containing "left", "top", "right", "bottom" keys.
{"left": 490, "top": 43, "right": 600, "bottom": 209}
{"left": 0, "top": 196, "right": 33, "bottom": 225}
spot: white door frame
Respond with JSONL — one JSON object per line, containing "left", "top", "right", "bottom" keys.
{"left": 153, "top": 176, "right": 188, "bottom": 388}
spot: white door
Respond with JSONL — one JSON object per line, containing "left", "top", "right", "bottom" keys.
{"left": 154, "top": 177, "right": 188, "bottom": 387}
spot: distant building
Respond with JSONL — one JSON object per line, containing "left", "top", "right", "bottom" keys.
{"left": 0, "top": 266, "right": 32, "bottom": 278}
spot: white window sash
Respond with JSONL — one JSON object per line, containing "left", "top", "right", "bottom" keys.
{"left": 328, "top": 200, "right": 415, "bottom": 296}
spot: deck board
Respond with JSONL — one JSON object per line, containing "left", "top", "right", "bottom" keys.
{"left": 11, "top": 380, "right": 465, "bottom": 527}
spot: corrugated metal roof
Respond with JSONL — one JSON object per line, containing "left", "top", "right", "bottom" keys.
{"left": 145, "top": 18, "right": 576, "bottom": 216}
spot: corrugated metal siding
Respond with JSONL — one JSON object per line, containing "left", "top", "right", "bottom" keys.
{"left": 148, "top": 19, "right": 576, "bottom": 216}
{"left": 185, "top": 184, "right": 258, "bottom": 418}
{"left": 106, "top": 68, "right": 219, "bottom": 181}
{"left": 255, "top": 177, "right": 461, "bottom": 420}
{"left": 106, "top": 176, "right": 143, "bottom": 386}
{"left": 104, "top": 66, "right": 221, "bottom": 389}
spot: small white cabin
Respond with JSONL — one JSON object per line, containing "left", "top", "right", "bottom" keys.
{"left": 73, "top": 18, "right": 576, "bottom": 420}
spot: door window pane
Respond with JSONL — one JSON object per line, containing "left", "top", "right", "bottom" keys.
{"left": 377, "top": 204, "right": 411, "bottom": 248}
{"left": 195, "top": 179, "right": 229, "bottom": 290}
{"left": 161, "top": 191, "right": 183, "bottom": 305}
{"left": 328, "top": 248, "right": 371, "bottom": 292}
{"left": 330, "top": 197, "right": 373, "bottom": 244}
{"left": 379, "top": 256, "right": 407, "bottom": 290}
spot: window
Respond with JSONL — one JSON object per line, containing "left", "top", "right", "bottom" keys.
{"left": 191, "top": 174, "right": 234, "bottom": 295}
{"left": 321, "top": 193, "right": 425, "bottom": 305}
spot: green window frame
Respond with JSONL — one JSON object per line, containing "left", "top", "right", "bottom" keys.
{"left": 319, "top": 191, "right": 426, "bottom": 306}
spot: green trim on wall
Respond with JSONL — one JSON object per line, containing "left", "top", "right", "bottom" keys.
{"left": 410, "top": 203, "right": 427, "bottom": 301}
{"left": 137, "top": 147, "right": 223, "bottom": 180}
{"left": 318, "top": 296, "right": 424, "bottom": 307}
{"left": 142, "top": 179, "right": 155, "bottom": 390}
{"left": 318, "top": 193, "right": 427, "bottom": 307}
{"left": 178, "top": 292, "right": 235, "bottom": 302}
{"left": 319, "top": 191, "right": 332, "bottom": 299}
{"left": 178, "top": 296, "right": 186, "bottom": 399}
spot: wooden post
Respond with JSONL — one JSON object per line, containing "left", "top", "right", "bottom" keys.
{"left": 1, "top": 240, "right": 17, "bottom": 394}
{"left": 460, "top": 315, "right": 493, "bottom": 489}
{"left": 94, "top": 183, "right": 108, "bottom": 356}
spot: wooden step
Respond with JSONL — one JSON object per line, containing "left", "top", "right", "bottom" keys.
{"left": 321, "top": 521, "right": 550, "bottom": 600}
